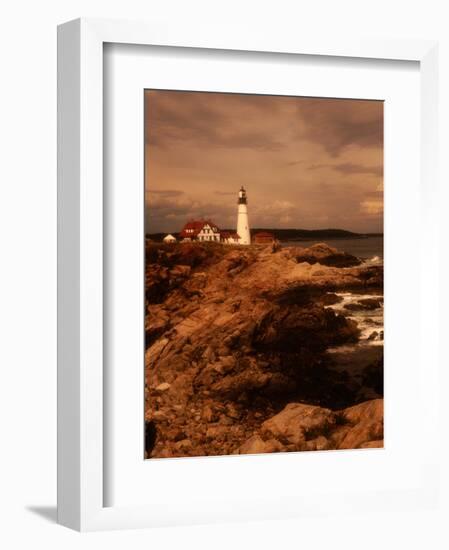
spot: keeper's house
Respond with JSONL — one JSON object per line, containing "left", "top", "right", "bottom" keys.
{"left": 179, "top": 219, "right": 221, "bottom": 242}
{"left": 179, "top": 219, "right": 241, "bottom": 245}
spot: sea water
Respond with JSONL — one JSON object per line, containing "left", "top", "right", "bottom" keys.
{"left": 282, "top": 235, "right": 385, "bottom": 350}
{"left": 328, "top": 292, "right": 384, "bottom": 347}
{"left": 325, "top": 290, "right": 384, "bottom": 396}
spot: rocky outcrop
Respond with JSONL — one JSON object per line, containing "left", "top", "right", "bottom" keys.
{"left": 344, "top": 297, "right": 383, "bottom": 312}
{"left": 253, "top": 304, "right": 359, "bottom": 353}
{"left": 335, "top": 399, "right": 384, "bottom": 449}
{"left": 290, "top": 243, "right": 362, "bottom": 268}
{"left": 261, "top": 403, "right": 336, "bottom": 447}
{"left": 144, "top": 242, "right": 383, "bottom": 458}
{"left": 238, "top": 399, "right": 383, "bottom": 454}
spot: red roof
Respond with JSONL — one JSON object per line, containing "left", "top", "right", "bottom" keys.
{"left": 253, "top": 231, "right": 274, "bottom": 238}
{"left": 179, "top": 219, "right": 220, "bottom": 238}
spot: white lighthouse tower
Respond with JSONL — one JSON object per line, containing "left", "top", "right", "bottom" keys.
{"left": 237, "top": 186, "right": 251, "bottom": 245}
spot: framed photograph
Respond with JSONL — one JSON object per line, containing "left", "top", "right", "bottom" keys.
{"left": 58, "top": 18, "right": 440, "bottom": 531}
{"left": 143, "top": 89, "right": 384, "bottom": 461}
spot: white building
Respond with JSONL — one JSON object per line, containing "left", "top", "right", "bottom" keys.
{"left": 179, "top": 220, "right": 220, "bottom": 242}
{"left": 236, "top": 186, "right": 251, "bottom": 245}
{"left": 163, "top": 233, "right": 177, "bottom": 243}
{"left": 220, "top": 231, "right": 241, "bottom": 245}
{"left": 197, "top": 221, "right": 220, "bottom": 242}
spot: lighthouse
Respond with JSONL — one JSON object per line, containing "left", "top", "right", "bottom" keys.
{"left": 236, "top": 186, "right": 251, "bottom": 245}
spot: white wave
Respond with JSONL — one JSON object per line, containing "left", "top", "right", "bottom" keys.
{"left": 326, "top": 291, "right": 384, "bottom": 345}
{"left": 363, "top": 255, "right": 383, "bottom": 266}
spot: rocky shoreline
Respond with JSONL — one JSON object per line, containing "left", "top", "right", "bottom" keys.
{"left": 145, "top": 241, "right": 384, "bottom": 458}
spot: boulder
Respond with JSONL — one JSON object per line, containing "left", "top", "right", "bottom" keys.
{"left": 293, "top": 243, "right": 361, "bottom": 268}
{"left": 360, "top": 440, "right": 383, "bottom": 449}
{"left": 344, "top": 298, "right": 383, "bottom": 312}
{"left": 338, "top": 399, "right": 383, "bottom": 449}
{"left": 238, "top": 435, "right": 269, "bottom": 455}
{"left": 155, "top": 382, "right": 171, "bottom": 392}
{"left": 304, "top": 435, "right": 331, "bottom": 451}
{"left": 174, "top": 439, "right": 192, "bottom": 451}
{"left": 261, "top": 402, "right": 336, "bottom": 447}
{"left": 358, "top": 297, "right": 383, "bottom": 309}
{"left": 319, "top": 293, "right": 344, "bottom": 306}
{"left": 145, "top": 338, "right": 169, "bottom": 366}
{"left": 202, "top": 404, "right": 216, "bottom": 423}
{"left": 253, "top": 304, "right": 360, "bottom": 353}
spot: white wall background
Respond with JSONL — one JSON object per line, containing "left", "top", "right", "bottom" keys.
{"left": 0, "top": 0, "right": 448, "bottom": 548}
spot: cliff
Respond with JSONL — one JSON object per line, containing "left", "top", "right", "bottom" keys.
{"left": 145, "top": 241, "right": 383, "bottom": 458}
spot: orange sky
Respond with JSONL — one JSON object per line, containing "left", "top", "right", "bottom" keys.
{"left": 145, "top": 90, "right": 383, "bottom": 234}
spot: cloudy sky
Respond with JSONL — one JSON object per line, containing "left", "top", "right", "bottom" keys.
{"left": 145, "top": 90, "right": 383, "bottom": 234}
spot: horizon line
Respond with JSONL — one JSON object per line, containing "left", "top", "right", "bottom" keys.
{"left": 145, "top": 227, "right": 384, "bottom": 235}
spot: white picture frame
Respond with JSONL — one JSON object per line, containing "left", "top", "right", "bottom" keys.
{"left": 57, "top": 17, "right": 440, "bottom": 531}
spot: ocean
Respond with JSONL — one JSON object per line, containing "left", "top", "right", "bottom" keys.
{"left": 281, "top": 235, "right": 383, "bottom": 262}
{"left": 282, "top": 235, "right": 384, "bottom": 353}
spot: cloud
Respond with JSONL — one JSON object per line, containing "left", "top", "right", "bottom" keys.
{"left": 145, "top": 91, "right": 384, "bottom": 234}
{"left": 250, "top": 199, "right": 298, "bottom": 227}
{"left": 360, "top": 199, "right": 383, "bottom": 215}
{"left": 334, "top": 163, "right": 383, "bottom": 177}
{"left": 296, "top": 98, "right": 383, "bottom": 157}
{"left": 146, "top": 189, "right": 185, "bottom": 197}
{"left": 145, "top": 192, "right": 236, "bottom": 233}
{"left": 308, "top": 162, "right": 383, "bottom": 177}
{"left": 145, "top": 90, "right": 284, "bottom": 151}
